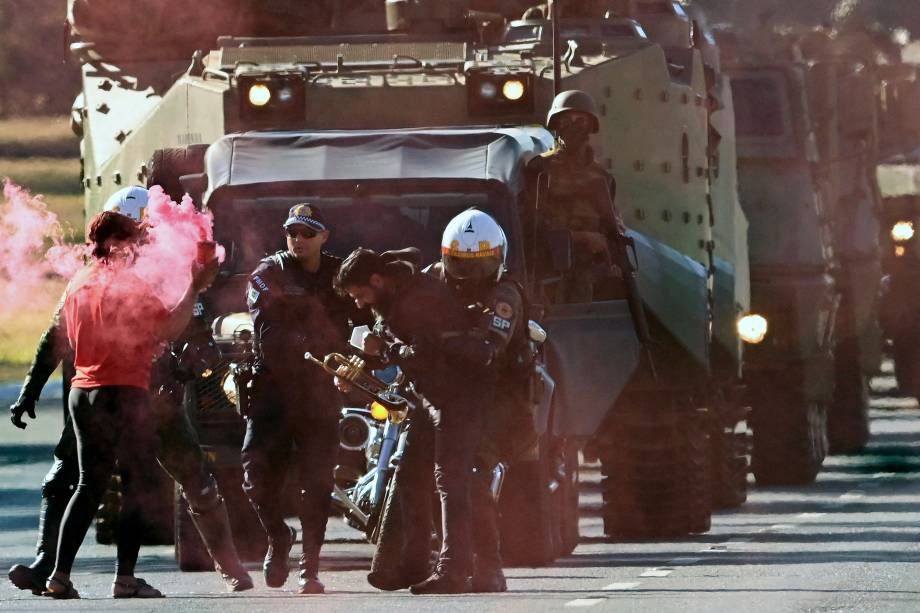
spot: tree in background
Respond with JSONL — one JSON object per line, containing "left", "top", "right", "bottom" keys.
{"left": 0, "top": 0, "right": 80, "bottom": 117}
{"left": 694, "top": 0, "right": 920, "bottom": 39}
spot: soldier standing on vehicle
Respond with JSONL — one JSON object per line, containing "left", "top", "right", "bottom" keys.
{"left": 242, "top": 204, "right": 355, "bottom": 595}
{"left": 34, "top": 209, "right": 218, "bottom": 599}
{"left": 334, "top": 247, "right": 495, "bottom": 594}
{"left": 7, "top": 188, "right": 253, "bottom": 597}
{"left": 528, "top": 89, "right": 627, "bottom": 303}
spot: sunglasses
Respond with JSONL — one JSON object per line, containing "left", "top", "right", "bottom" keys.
{"left": 285, "top": 227, "right": 319, "bottom": 239}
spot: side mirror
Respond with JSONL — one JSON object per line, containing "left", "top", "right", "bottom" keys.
{"left": 545, "top": 229, "right": 573, "bottom": 274}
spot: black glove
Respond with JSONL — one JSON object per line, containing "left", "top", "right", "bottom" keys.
{"left": 10, "top": 396, "right": 37, "bottom": 430}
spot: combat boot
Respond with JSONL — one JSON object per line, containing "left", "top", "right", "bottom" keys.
{"left": 9, "top": 493, "right": 68, "bottom": 594}
{"left": 409, "top": 567, "right": 472, "bottom": 595}
{"left": 187, "top": 494, "right": 254, "bottom": 592}
{"left": 263, "top": 525, "right": 296, "bottom": 588}
{"left": 367, "top": 560, "right": 433, "bottom": 591}
{"left": 297, "top": 551, "right": 325, "bottom": 595}
{"left": 471, "top": 565, "right": 507, "bottom": 593}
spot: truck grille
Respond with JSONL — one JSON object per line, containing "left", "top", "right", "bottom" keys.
{"left": 192, "top": 361, "right": 237, "bottom": 421}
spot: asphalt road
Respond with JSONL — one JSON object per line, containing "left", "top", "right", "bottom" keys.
{"left": 3, "top": 368, "right": 920, "bottom": 612}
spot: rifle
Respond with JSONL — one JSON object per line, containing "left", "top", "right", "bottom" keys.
{"left": 610, "top": 231, "right": 657, "bottom": 381}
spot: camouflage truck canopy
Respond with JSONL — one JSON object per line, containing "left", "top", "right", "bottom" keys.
{"left": 203, "top": 127, "right": 555, "bottom": 203}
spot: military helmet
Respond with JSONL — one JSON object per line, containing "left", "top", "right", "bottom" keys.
{"left": 103, "top": 186, "right": 149, "bottom": 221}
{"left": 546, "top": 89, "right": 600, "bottom": 133}
{"left": 441, "top": 208, "right": 507, "bottom": 282}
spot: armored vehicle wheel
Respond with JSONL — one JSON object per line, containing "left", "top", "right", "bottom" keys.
{"left": 555, "top": 440, "right": 580, "bottom": 557}
{"left": 750, "top": 391, "right": 827, "bottom": 486}
{"left": 828, "top": 340, "right": 871, "bottom": 454}
{"left": 893, "top": 337, "right": 920, "bottom": 398}
{"left": 709, "top": 425, "right": 749, "bottom": 510}
{"left": 499, "top": 437, "right": 559, "bottom": 566}
{"left": 147, "top": 146, "right": 207, "bottom": 202}
{"left": 174, "top": 486, "right": 211, "bottom": 571}
{"left": 95, "top": 466, "right": 175, "bottom": 546}
{"left": 600, "top": 395, "right": 712, "bottom": 539}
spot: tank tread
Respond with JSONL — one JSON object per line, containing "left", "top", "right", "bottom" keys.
{"left": 600, "top": 396, "right": 711, "bottom": 539}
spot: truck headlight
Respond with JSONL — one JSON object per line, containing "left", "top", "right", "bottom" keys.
{"left": 467, "top": 70, "right": 534, "bottom": 116}
{"left": 891, "top": 221, "right": 915, "bottom": 242}
{"left": 339, "top": 414, "right": 372, "bottom": 451}
{"left": 247, "top": 84, "right": 272, "bottom": 107}
{"left": 237, "top": 72, "right": 306, "bottom": 128}
{"left": 737, "top": 314, "right": 768, "bottom": 344}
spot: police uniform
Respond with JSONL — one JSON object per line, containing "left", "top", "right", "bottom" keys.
{"left": 429, "top": 263, "right": 532, "bottom": 584}
{"left": 242, "top": 246, "right": 354, "bottom": 584}
{"left": 7, "top": 298, "right": 252, "bottom": 594}
{"left": 528, "top": 144, "right": 625, "bottom": 303}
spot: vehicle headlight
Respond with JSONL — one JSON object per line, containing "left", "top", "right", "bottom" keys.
{"left": 247, "top": 84, "right": 272, "bottom": 107}
{"left": 370, "top": 401, "right": 389, "bottom": 421}
{"left": 502, "top": 79, "right": 525, "bottom": 101}
{"left": 891, "top": 221, "right": 915, "bottom": 242}
{"left": 737, "top": 314, "right": 768, "bottom": 344}
{"left": 339, "top": 414, "right": 371, "bottom": 451}
{"left": 466, "top": 70, "right": 534, "bottom": 116}
{"left": 221, "top": 371, "right": 237, "bottom": 404}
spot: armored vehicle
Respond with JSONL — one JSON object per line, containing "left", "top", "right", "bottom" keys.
{"left": 876, "top": 60, "right": 920, "bottom": 398}
{"left": 720, "top": 27, "right": 885, "bottom": 483}
{"left": 69, "top": 0, "right": 752, "bottom": 560}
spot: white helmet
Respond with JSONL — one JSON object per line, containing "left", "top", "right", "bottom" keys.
{"left": 103, "top": 186, "right": 149, "bottom": 221}
{"left": 440, "top": 209, "right": 507, "bottom": 281}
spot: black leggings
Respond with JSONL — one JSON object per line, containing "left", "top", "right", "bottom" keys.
{"left": 54, "top": 386, "right": 158, "bottom": 576}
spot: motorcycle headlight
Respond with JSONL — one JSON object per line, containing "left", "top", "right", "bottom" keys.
{"left": 737, "top": 313, "right": 768, "bottom": 344}
{"left": 221, "top": 371, "right": 237, "bottom": 404}
{"left": 891, "top": 221, "right": 915, "bottom": 242}
{"left": 339, "top": 414, "right": 372, "bottom": 451}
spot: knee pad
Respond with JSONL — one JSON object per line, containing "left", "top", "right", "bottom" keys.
{"left": 41, "top": 459, "right": 78, "bottom": 499}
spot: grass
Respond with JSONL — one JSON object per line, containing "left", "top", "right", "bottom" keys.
{"left": 0, "top": 157, "right": 82, "bottom": 195}
{"left": 0, "top": 117, "right": 78, "bottom": 158}
{"left": 0, "top": 117, "right": 82, "bottom": 379}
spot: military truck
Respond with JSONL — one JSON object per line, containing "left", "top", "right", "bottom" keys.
{"left": 719, "top": 27, "right": 885, "bottom": 484}
{"left": 875, "top": 59, "right": 920, "bottom": 398}
{"left": 68, "top": 0, "right": 752, "bottom": 561}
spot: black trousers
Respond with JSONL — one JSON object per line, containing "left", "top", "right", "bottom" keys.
{"left": 36, "top": 392, "right": 218, "bottom": 569}
{"left": 241, "top": 390, "right": 339, "bottom": 560}
{"left": 398, "top": 394, "right": 486, "bottom": 577}
{"left": 55, "top": 386, "right": 159, "bottom": 576}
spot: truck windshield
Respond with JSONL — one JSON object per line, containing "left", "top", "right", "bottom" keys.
{"left": 213, "top": 187, "right": 517, "bottom": 275}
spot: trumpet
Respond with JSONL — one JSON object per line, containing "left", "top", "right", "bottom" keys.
{"left": 305, "top": 351, "right": 409, "bottom": 424}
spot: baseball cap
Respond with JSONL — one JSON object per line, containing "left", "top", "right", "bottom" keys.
{"left": 103, "top": 186, "right": 149, "bottom": 221}
{"left": 283, "top": 203, "right": 326, "bottom": 232}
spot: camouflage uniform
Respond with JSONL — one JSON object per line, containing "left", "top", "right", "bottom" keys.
{"left": 528, "top": 145, "right": 625, "bottom": 303}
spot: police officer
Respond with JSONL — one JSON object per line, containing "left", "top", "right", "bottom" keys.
{"left": 528, "top": 89, "right": 626, "bottom": 303}
{"left": 242, "top": 203, "right": 354, "bottom": 595}
{"left": 334, "top": 247, "right": 494, "bottom": 594}
{"left": 7, "top": 188, "right": 253, "bottom": 596}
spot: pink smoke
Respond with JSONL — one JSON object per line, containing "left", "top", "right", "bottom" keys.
{"left": 0, "top": 180, "right": 86, "bottom": 313}
{"left": 133, "top": 185, "right": 225, "bottom": 307}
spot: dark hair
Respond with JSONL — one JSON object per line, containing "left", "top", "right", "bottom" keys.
{"left": 88, "top": 211, "right": 140, "bottom": 259}
{"left": 334, "top": 248, "right": 387, "bottom": 294}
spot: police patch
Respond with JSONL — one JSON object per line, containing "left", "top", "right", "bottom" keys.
{"left": 252, "top": 275, "right": 269, "bottom": 292}
{"left": 495, "top": 301, "right": 513, "bottom": 319}
{"left": 247, "top": 287, "right": 260, "bottom": 305}
{"left": 491, "top": 315, "right": 512, "bottom": 331}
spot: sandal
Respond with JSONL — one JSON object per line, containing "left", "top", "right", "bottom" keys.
{"left": 42, "top": 574, "right": 80, "bottom": 599}
{"left": 112, "top": 576, "right": 164, "bottom": 598}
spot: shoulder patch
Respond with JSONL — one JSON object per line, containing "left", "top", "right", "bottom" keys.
{"left": 247, "top": 286, "right": 260, "bottom": 305}
{"left": 251, "top": 275, "right": 270, "bottom": 293}
{"left": 495, "top": 301, "right": 513, "bottom": 319}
